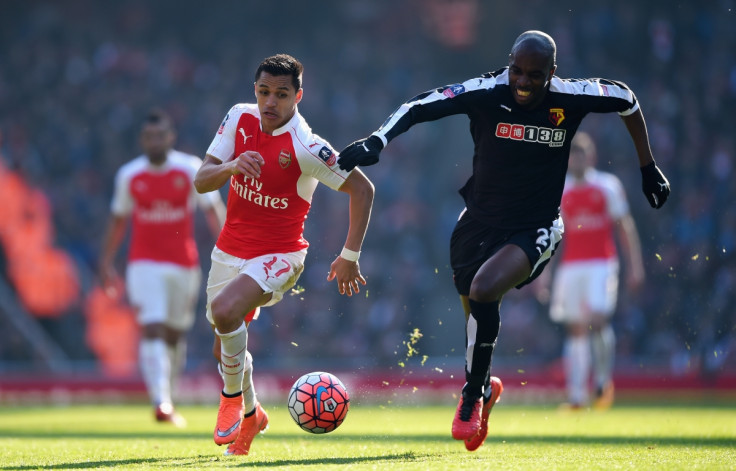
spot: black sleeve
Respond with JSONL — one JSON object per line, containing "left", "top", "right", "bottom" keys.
{"left": 375, "top": 82, "right": 479, "bottom": 144}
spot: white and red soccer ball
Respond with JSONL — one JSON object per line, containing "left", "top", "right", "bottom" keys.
{"left": 287, "top": 371, "right": 349, "bottom": 434}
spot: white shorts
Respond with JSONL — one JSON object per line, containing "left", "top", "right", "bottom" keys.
{"left": 549, "top": 259, "right": 619, "bottom": 324}
{"left": 205, "top": 246, "right": 307, "bottom": 325}
{"left": 126, "top": 260, "right": 201, "bottom": 331}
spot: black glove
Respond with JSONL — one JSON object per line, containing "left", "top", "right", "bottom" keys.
{"left": 640, "top": 161, "right": 670, "bottom": 209}
{"left": 338, "top": 135, "right": 384, "bottom": 171}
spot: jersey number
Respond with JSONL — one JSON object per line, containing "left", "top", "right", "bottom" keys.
{"left": 263, "top": 257, "right": 292, "bottom": 280}
{"left": 535, "top": 228, "right": 552, "bottom": 255}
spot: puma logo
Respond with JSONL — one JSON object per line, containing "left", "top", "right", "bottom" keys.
{"left": 239, "top": 128, "right": 252, "bottom": 145}
{"left": 361, "top": 142, "right": 370, "bottom": 152}
{"left": 658, "top": 182, "right": 668, "bottom": 190}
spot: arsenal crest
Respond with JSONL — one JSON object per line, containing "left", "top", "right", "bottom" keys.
{"left": 279, "top": 149, "right": 292, "bottom": 169}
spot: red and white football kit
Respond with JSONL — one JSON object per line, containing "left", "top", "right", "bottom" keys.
{"left": 111, "top": 150, "right": 222, "bottom": 329}
{"left": 550, "top": 168, "right": 629, "bottom": 323}
{"left": 204, "top": 103, "right": 351, "bottom": 321}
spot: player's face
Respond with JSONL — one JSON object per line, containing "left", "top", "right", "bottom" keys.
{"left": 567, "top": 146, "right": 589, "bottom": 179}
{"left": 254, "top": 72, "right": 303, "bottom": 135}
{"left": 140, "top": 122, "right": 174, "bottom": 164}
{"left": 508, "top": 46, "right": 556, "bottom": 109}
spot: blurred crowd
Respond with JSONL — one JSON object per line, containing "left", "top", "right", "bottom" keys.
{"left": 0, "top": 0, "right": 734, "bottom": 380}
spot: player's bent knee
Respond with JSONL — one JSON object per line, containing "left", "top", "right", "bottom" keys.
{"left": 468, "top": 278, "right": 504, "bottom": 303}
{"left": 566, "top": 323, "right": 588, "bottom": 336}
{"left": 210, "top": 296, "right": 243, "bottom": 330}
{"left": 141, "top": 322, "right": 167, "bottom": 339}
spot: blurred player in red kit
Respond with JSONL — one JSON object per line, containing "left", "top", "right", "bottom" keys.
{"left": 99, "top": 108, "right": 226, "bottom": 426}
{"left": 194, "top": 54, "right": 374, "bottom": 456}
{"left": 547, "top": 131, "right": 644, "bottom": 410}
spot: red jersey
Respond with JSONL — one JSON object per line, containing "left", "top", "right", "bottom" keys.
{"left": 206, "top": 103, "right": 350, "bottom": 259}
{"left": 558, "top": 168, "right": 629, "bottom": 262}
{"left": 111, "top": 150, "right": 222, "bottom": 267}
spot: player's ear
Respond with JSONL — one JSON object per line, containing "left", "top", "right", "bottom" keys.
{"left": 548, "top": 65, "right": 557, "bottom": 80}
{"left": 295, "top": 88, "right": 303, "bottom": 104}
{"left": 167, "top": 129, "right": 176, "bottom": 147}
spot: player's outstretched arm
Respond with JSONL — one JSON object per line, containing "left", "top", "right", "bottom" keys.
{"left": 337, "top": 135, "right": 384, "bottom": 171}
{"left": 621, "top": 108, "right": 671, "bottom": 208}
{"left": 616, "top": 213, "right": 645, "bottom": 293}
{"left": 327, "top": 168, "right": 375, "bottom": 296}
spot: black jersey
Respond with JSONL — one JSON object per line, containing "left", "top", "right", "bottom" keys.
{"left": 373, "top": 67, "right": 639, "bottom": 230}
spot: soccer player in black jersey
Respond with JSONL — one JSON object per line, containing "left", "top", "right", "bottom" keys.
{"left": 338, "top": 30, "right": 670, "bottom": 450}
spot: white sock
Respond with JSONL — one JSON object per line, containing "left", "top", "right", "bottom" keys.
{"left": 242, "top": 351, "right": 256, "bottom": 413}
{"left": 592, "top": 324, "right": 615, "bottom": 389}
{"left": 216, "top": 322, "right": 247, "bottom": 395}
{"left": 217, "top": 362, "right": 225, "bottom": 383}
{"left": 140, "top": 338, "right": 171, "bottom": 406}
{"left": 564, "top": 335, "right": 590, "bottom": 405}
{"left": 167, "top": 340, "right": 186, "bottom": 402}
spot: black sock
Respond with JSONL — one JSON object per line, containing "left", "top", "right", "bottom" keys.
{"left": 243, "top": 408, "right": 256, "bottom": 418}
{"left": 222, "top": 390, "right": 243, "bottom": 399}
{"left": 464, "top": 299, "right": 500, "bottom": 398}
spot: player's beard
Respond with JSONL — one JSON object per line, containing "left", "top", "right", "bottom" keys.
{"left": 148, "top": 152, "right": 167, "bottom": 165}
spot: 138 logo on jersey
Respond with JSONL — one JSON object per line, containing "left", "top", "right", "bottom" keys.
{"left": 495, "top": 122, "right": 566, "bottom": 148}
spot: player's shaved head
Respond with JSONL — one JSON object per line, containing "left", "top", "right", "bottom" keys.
{"left": 510, "top": 30, "right": 556, "bottom": 70}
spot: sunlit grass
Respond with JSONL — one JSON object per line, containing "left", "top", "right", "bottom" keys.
{"left": 1, "top": 403, "right": 735, "bottom": 470}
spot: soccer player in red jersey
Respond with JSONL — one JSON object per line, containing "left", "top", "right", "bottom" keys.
{"left": 99, "top": 108, "right": 226, "bottom": 427}
{"left": 337, "top": 31, "right": 670, "bottom": 449}
{"left": 194, "top": 54, "right": 374, "bottom": 455}
{"left": 548, "top": 132, "right": 644, "bottom": 410}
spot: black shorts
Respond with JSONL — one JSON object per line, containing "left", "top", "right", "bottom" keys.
{"left": 450, "top": 209, "right": 563, "bottom": 296}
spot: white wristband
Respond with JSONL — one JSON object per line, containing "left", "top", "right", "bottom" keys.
{"left": 340, "top": 247, "right": 361, "bottom": 262}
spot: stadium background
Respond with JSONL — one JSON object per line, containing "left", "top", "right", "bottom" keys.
{"left": 0, "top": 0, "right": 734, "bottom": 402}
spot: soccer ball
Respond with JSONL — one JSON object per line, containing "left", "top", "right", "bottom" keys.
{"left": 287, "top": 371, "right": 349, "bottom": 434}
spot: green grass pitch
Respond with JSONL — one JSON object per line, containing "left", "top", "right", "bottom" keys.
{"left": 1, "top": 402, "right": 735, "bottom": 470}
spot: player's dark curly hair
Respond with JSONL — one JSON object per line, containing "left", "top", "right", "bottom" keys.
{"left": 143, "top": 107, "right": 173, "bottom": 131}
{"left": 255, "top": 54, "right": 303, "bottom": 92}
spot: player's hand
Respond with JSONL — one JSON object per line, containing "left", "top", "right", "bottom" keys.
{"left": 233, "top": 151, "right": 265, "bottom": 179}
{"left": 338, "top": 135, "right": 384, "bottom": 171}
{"left": 98, "top": 264, "right": 123, "bottom": 298}
{"left": 327, "top": 257, "right": 366, "bottom": 296}
{"left": 640, "top": 161, "right": 670, "bottom": 209}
